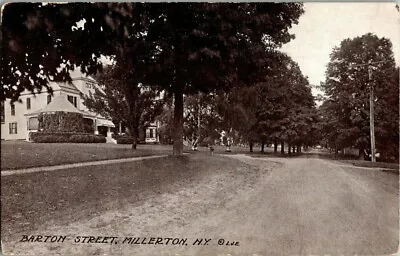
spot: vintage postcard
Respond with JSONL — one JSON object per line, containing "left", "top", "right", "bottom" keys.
{"left": 1, "top": 2, "right": 399, "bottom": 255}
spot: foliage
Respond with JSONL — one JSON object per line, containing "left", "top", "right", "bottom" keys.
{"left": 2, "top": 2, "right": 304, "bottom": 155}
{"left": 183, "top": 92, "right": 221, "bottom": 147}
{"left": 30, "top": 132, "right": 106, "bottom": 143}
{"left": 82, "top": 118, "right": 95, "bottom": 133}
{"left": 211, "top": 52, "right": 319, "bottom": 152}
{"left": 156, "top": 95, "right": 174, "bottom": 145}
{"left": 112, "top": 134, "right": 141, "bottom": 145}
{"left": 83, "top": 63, "right": 164, "bottom": 149}
{"left": 321, "top": 33, "right": 398, "bottom": 160}
{"left": 38, "top": 112, "right": 85, "bottom": 132}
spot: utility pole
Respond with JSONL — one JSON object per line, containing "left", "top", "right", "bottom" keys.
{"left": 350, "top": 60, "right": 387, "bottom": 162}
{"left": 368, "top": 65, "right": 376, "bottom": 162}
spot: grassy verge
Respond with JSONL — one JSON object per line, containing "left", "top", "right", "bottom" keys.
{"left": 339, "top": 159, "right": 399, "bottom": 171}
{"left": 1, "top": 154, "right": 254, "bottom": 240}
{"left": 1, "top": 141, "right": 182, "bottom": 170}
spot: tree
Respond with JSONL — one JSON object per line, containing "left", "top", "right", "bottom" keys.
{"left": 83, "top": 64, "right": 164, "bottom": 149}
{"left": 214, "top": 87, "right": 256, "bottom": 151}
{"left": 208, "top": 51, "right": 318, "bottom": 154}
{"left": 2, "top": 3, "right": 304, "bottom": 155}
{"left": 251, "top": 52, "right": 317, "bottom": 154}
{"left": 183, "top": 92, "right": 219, "bottom": 150}
{"left": 157, "top": 95, "right": 175, "bottom": 145}
{"left": 321, "top": 33, "right": 398, "bottom": 160}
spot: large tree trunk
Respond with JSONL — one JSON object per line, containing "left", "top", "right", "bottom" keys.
{"left": 173, "top": 89, "right": 184, "bottom": 156}
{"left": 281, "top": 141, "right": 285, "bottom": 154}
{"left": 292, "top": 146, "right": 296, "bottom": 153}
{"left": 274, "top": 140, "right": 278, "bottom": 153}
{"left": 261, "top": 142, "right": 265, "bottom": 153}
{"left": 249, "top": 141, "right": 253, "bottom": 152}
{"left": 297, "top": 145, "right": 301, "bottom": 153}
{"left": 288, "top": 144, "right": 291, "bottom": 154}
{"left": 130, "top": 126, "right": 138, "bottom": 150}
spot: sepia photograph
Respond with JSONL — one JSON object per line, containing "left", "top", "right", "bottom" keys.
{"left": 1, "top": 2, "right": 399, "bottom": 255}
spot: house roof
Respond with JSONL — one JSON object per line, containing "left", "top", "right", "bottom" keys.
{"left": 26, "top": 95, "right": 83, "bottom": 116}
{"left": 69, "top": 69, "right": 96, "bottom": 81}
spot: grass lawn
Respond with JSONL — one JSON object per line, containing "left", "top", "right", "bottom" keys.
{"left": 1, "top": 141, "right": 186, "bottom": 170}
{"left": 339, "top": 159, "right": 399, "bottom": 172}
{"left": 1, "top": 154, "right": 256, "bottom": 241}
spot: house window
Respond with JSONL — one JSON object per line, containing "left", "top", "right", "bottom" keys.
{"left": 86, "top": 82, "right": 93, "bottom": 89}
{"left": 10, "top": 104, "right": 15, "bottom": 116}
{"left": 67, "top": 95, "right": 77, "bottom": 108}
{"left": 27, "top": 98, "right": 31, "bottom": 110}
{"left": 9, "top": 122, "right": 17, "bottom": 134}
{"left": 1, "top": 101, "right": 4, "bottom": 123}
{"left": 47, "top": 95, "right": 52, "bottom": 104}
{"left": 149, "top": 128, "right": 154, "bottom": 138}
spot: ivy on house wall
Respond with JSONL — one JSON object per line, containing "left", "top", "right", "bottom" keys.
{"left": 83, "top": 118, "right": 95, "bottom": 133}
{"left": 38, "top": 112, "right": 85, "bottom": 132}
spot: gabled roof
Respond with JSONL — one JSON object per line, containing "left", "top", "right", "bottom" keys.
{"left": 25, "top": 95, "right": 83, "bottom": 116}
{"left": 46, "top": 81, "right": 78, "bottom": 94}
{"left": 69, "top": 69, "right": 96, "bottom": 81}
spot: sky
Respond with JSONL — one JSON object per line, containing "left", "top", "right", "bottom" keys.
{"left": 280, "top": 2, "right": 400, "bottom": 97}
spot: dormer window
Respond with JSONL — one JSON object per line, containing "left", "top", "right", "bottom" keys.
{"left": 27, "top": 98, "right": 31, "bottom": 110}
{"left": 86, "top": 81, "right": 96, "bottom": 90}
{"left": 67, "top": 95, "right": 77, "bottom": 108}
{"left": 10, "top": 104, "right": 15, "bottom": 116}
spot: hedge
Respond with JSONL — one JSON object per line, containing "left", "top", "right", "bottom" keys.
{"left": 30, "top": 132, "right": 106, "bottom": 143}
{"left": 111, "top": 134, "right": 141, "bottom": 144}
{"left": 116, "top": 137, "right": 134, "bottom": 144}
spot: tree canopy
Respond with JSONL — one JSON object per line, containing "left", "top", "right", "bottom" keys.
{"left": 320, "top": 33, "right": 398, "bottom": 160}
{"left": 83, "top": 63, "right": 164, "bottom": 149}
{"left": 201, "top": 52, "right": 318, "bottom": 153}
{"left": 2, "top": 3, "right": 304, "bottom": 155}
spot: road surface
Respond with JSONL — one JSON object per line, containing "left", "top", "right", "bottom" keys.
{"left": 3, "top": 155, "right": 399, "bottom": 255}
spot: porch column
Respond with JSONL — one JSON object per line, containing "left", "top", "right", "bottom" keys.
{"left": 26, "top": 119, "right": 30, "bottom": 141}
{"left": 94, "top": 118, "right": 99, "bottom": 135}
{"left": 107, "top": 127, "right": 112, "bottom": 138}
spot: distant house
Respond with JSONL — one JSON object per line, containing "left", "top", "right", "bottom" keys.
{"left": 116, "top": 121, "right": 160, "bottom": 144}
{"left": 1, "top": 71, "right": 115, "bottom": 141}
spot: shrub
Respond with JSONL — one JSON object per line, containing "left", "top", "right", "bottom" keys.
{"left": 112, "top": 134, "right": 142, "bottom": 144}
{"left": 30, "top": 132, "right": 106, "bottom": 143}
{"left": 116, "top": 137, "right": 134, "bottom": 144}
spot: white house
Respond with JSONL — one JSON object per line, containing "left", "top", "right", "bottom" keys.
{"left": 1, "top": 71, "right": 114, "bottom": 141}
{"left": 1, "top": 70, "right": 161, "bottom": 143}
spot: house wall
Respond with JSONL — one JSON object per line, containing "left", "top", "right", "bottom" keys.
{"left": 1, "top": 91, "right": 62, "bottom": 140}
{"left": 144, "top": 121, "right": 160, "bottom": 143}
{"left": 71, "top": 77, "right": 98, "bottom": 113}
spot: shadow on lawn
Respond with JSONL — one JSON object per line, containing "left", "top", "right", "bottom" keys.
{"left": 1, "top": 154, "right": 249, "bottom": 241}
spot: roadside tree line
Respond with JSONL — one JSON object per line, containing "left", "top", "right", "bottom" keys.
{"left": 161, "top": 51, "right": 319, "bottom": 154}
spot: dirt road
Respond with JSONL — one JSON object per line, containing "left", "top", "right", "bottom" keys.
{"left": 3, "top": 155, "right": 398, "bottom": 255}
